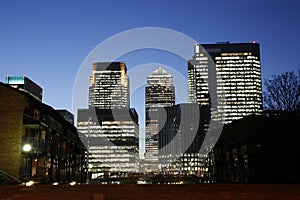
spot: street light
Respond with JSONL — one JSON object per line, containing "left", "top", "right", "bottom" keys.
{"left": 22, "top": 144, "right": 32, "bottom": 152}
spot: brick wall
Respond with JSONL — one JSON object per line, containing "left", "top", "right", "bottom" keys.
{"left": 0, "top": 84, "right": 25, "bottom": 178}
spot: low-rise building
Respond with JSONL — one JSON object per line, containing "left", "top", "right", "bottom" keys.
{"left": 0, "top": 81, "right": 86, "bottom": 183}
{"left": 213, "top": 113, "right": 300, "bottom": 183}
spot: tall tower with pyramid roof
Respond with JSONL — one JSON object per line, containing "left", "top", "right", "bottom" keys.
{"left": 144, "top": 66, "right": 175, "bottom": 171}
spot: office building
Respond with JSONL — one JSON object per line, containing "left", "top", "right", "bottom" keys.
{"left": 0, "top": 80, "right": 86, "bottom": 183}
{"left": 188, "top": 42, "right": 263, "bottom": 124}
{"left": 89, "top": 62, "right": 129, "bottom": 109}
{"left": 158, "top": 103, "right": 211, "bottom": 175}
{"left": 145, "top": 67, "right": 175, "bottom": 171}
{"left": 77, "top": 108, "right": 139, "bottom": 177}
{"left": 78, "top": 61, "right": 139, "bottom": 178}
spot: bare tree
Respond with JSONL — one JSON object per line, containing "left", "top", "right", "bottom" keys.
{"left": 263, "top": 70, "right": 300, "bottom": 111}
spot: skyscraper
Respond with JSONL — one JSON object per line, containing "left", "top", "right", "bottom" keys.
{"left": 89, "top": 62, "right": 129, "bottom": 109}
{"left": 157, "top": 103, "right": 211, "bottom": 175}
{"left": 145, "top": 67, "right": 175, "bottom": 171}
{"left": 188, "top": 42, "right": 263, "bottom": 124}
{"left": 77, "top": 61, "right": 139, "bottom": 179}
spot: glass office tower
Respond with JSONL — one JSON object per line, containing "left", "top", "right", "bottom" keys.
{"left": 89, "top": 62, "right": 129, "bottom": 109}
{"left": 145, "top": 67, "right": 175, "bottom": 171}
{"left": 188, "top": 42, "right": 262, "bottom": 124}
{"left": 77, "top": 62, "right": 139, "bottom": 179}
{"left": 158, "top": 103, "right": 211, "bottom": 175}
{"left": 77, "top": 108, "right": 139, "bottom": 177}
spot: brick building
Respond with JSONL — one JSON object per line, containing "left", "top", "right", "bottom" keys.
{"left": 0, "top": 81, "right": 86, "bottom": 183}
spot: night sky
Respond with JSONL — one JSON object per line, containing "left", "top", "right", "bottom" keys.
{"left": 1, "top": 0, "right": 299, "bottom": 154}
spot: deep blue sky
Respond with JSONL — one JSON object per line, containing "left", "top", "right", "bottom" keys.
{"left": 1, "top": 0, "right": 299, "bottom": 125}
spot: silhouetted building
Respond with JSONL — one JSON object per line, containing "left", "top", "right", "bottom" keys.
{"left": 0, "top": 81, "right": 86, "bottom": 183}
{"left": 213, "top": 114, "right": 300, "bottom": 183}
{"left": 56, "top": 109, "right": 74, "bottom": 125}
{"left": 6, "top": 75, "right": 43, "bottom": 101}
{"left": 89, "top": 62, "right": 129, "bottom": 109}
{"left": 188, "top": 42, "right": 262, "bottom": 124}
{"left": 158, "top": 103, "right": 211, "bottom": 175}
{"left": 145, "top": 67, "right": 175, "bottom": 172}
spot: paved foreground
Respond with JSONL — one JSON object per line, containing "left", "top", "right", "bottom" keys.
{"left": 1, "top": 184, "right": 300, "bottom": 200}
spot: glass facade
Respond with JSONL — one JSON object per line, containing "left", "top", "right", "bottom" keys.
{"left": 158, "top": 103, "right": 211, "bottom": 175}
{"left": 77, "top": 108, "right": 139, "bottom": 177}
{"left": 89, "top": 62, "right": 129, "bottom": 109}
{"left": 188, "top": 43, "right": 263, "bottom": 124}
{"left": 145, "top": 67, "right": 175, "bottom": 171}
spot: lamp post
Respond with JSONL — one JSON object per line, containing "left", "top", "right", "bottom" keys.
{"left": 22, "top": 143, "right": 32, "bottom": 179}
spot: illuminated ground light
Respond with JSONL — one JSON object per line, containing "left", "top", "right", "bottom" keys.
{"left": 69, "top": 181, "right": 77, "bottom": 186}
{"left": 24, "top": 181, "right": 35, "bottom": 187}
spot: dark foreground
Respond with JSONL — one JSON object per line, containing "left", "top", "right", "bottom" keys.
{"left": 1, "top": 184, "right": 300, "bottom": 200}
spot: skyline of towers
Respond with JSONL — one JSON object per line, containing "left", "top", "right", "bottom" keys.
{"left": 77, "top": 42, "right": 264, "bottom": 176}
{"left": 188, "top": 42, "right": 263, "bottom": 124}
{"left": 1, "top": 38, "right": 294, "bottom": 184}
{"left": 145, "top": 67, "right": 175, "bottom": 171}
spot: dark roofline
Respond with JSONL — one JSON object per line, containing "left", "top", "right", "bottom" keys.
{"left": 92, "top": 62, "right": 127, "bottom": 73}
{"left": 198, "top": 42, "right": 260, "bottom": 57}
{"left": 77, "top": 107, "right": 139, "bottom": 125}
{"left": 199, "top": 41, "right": 260, "bottom": 45}
{"left": 6, "top": 75, "right": 43, "bottom": 89}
